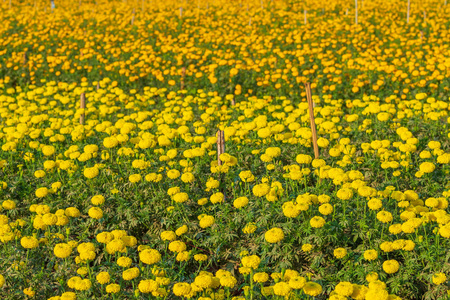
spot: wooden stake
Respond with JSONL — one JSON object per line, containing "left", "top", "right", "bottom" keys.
{"left": 23, "top": 52, "right": 28, "bottom": 66}
{"left": 420, "top": 31, "right": 423, "bottom": 41}
{"left": 305, "top": 83, "right": 319, "bottom": 159}
{"left": 355, "top": 0, "right": 358, "bottom": 25}
{"left": 304, "top": 9, "right": 307, "bottom": 24}
{"left": 179, "top": 6, "right": 182, "bottom": 18}
{"left": 96, "top": 83, "right": 100, "bottom": 90}
{"left": 131, "top": 8, "right": 135, "bottom": 25}
{"left": 407, "top": 0, "right": 410, "bottom": 24}
{"left": 217, "top": 130, "right": 225, "bottom": 165}
{"left": 80, "top": 93, "right": 86, "bottom": 125}
{"left": 423, "top": 10, "right": 426, "bottom": 21}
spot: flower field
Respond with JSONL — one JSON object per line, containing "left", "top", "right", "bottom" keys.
{"left": 1, "top": 0, "right": 450, "bottom": 299}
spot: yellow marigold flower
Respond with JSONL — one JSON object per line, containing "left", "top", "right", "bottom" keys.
{"left": 138, "top": 279, "right": 159, "bottom": 293}
{"left": 91, "top": 195, "right": 105, "bottom": 205}
{"left": 264, "top": 227, "right": 284, "bottom": 243}
{"left": 35, "top": 187, "right": 49, "bottom": 198}
{"left": 88, "top": 207, "right": 103, "bottom": 219}
{"left": 210, "top": 192, "right": 224, "bottom": 204}
{"left": 419, "top": 162, "right": 435, "bottom": 174}
{"left": 334, "top": 281, "right": 354, "bottom": 296}
{"left": 432, "top": 272, "right": 447, "bottom": 285}
{"left": 364, "top": 288, "right": 388, "bottom": 300}
{"left": 296, "top": 154, "right": 312, "bottom": 164}
{"left": 333, "top": 247, "right": 347, "bottom": 259}
{"left": 168, "top": 241, "right": 187, "bottom": 253}
{"left": 65, "top": 207, "right": 81, "bottom": 217}
{"left": 273, "top": 281, "right": 291, "bottom": 296}
{"left": 129, "top": 174, "right": 142, "bottom": 183}
{"left": 21, "top": 236, "right": 39, "bottom": 249}
{"left": 252, "top": 183, "right": 270, "bottom": 197}
{"left": 42, "top": 145, "right": 56, "bottom": 156}
{"left": 96, "top": 272, "right": 110, "bottom": 284}
{"left": 123, "top": 267, "right": 140, "bottom": 281}
{"left": 0, "top": 274, "right": 5, "bottom": 287}
{"left": 74, "top": 278, "right": 91, "bottom": 291}
{"left": 253, "top": 272, "right": 269, "bottom": 283}
{"left": 103, "top": 137, "right": 119, "bottom": 148}
{"left": 181, "top": 172, "right": 195, "bottom": 183}
{"left": 160, "top": 231, "right": 176, "bottom": 241}
{"left": 139, "top": 249, "right": 161, "bottom": 265}
{"left": 233, "top": 196, "right": 249, "bottom": 209}
{"left": 54, "top": 243, "right": 72, "bottom": 258}
{"left": 23, "top": 287, "right": 35, "bottom": 297}
{"left": 302, "top": 244, "right": 313, "bottom": 252}
{"left": 176, "top": 251, "right": 190, "bottom": 261}
{"left": 303, "top": 281, "right": 323, "bottom": 296}
{"left": 310, "top": 216, "right": 326, "bottom": 228}
{"left": 388, "top": 224, "right": 402, "bottom": 234}
{"left": 83, "top": 167, "right": 99, "bottom": 179}
{"left": 363, "top": 250, "right": 378, "bottom": 261}
{"left": 243, "top": 222, "right": 257, "bottom": 234}
{"left": 34, "top": 170, "right": 46, "bottom": 178}
{"left": 318, "top": 203, "right": 333, "bottom": 215}
{"left": 117, "top": 256, "right": 132, "bottom": 268}
{"left": 167, "top": 169, "right": 180, "bottom": 179}
{"left": 175, "top": 225, "right": 188, "bottom": 236}
{"left": 173, "top": 282, "right": 191, "bottom": 296}
{"left": 199, "top": 215, "right": 215, "bottom": 228}
{"left": 194, "top": 274, "right": 213, "bottom": 289}
{"left": 241, "top": 255, "right": 260, "bottom": 269}
{"left": 106, "top": 239, "right": 126, "bottom": 254}
{"left": 380, "top": 242, "right": 394, "bottom": 253}
{"left": 106, "top": 283, "right": 120, "bottom": 294}
{"left": 376, "top": 211, "right": 393, "bottom": 223}
{"left": 173, "top": 192, "right": 189, "bottom": 203}
{"left": 336, "top": 188, "right": 353, "bottom": 200}
{"left": 194, "top": 254, "right": 208, "bottom": 261}
{"left": 289, "top": 276, "right": 306, "bottom": 289}
{"left": 382, "top": 260, "right": 400, "bottom": 274}
{"left": 220, "top": 275, "right": 237, "bottom": 288}
{"left": 239, "top": 170, "right": 255, "bottom": 183}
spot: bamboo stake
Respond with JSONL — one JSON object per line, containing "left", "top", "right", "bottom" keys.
{"left": 420, "top": 31, "right": 423, "bottom": 41}
{"left": 407, "top": 0, "right": 410, "bottom": 24}
{"left": 80, "top": 93, "right": 86, "bottom": 125}
{"left": 217, "top": 130, "right": 225, "bottom": 165}
{"left": 355, "top": 0, "right": 358, "bottom": 25}
{"left": 179, "top": 6, "right": 182, "bottom": 18}
{"left": 249, "top": 17, "right": 252, "bottom": 26}
{"left": 131, "top": 8, "right": 135, "bottom": 25}
{"left": 423, "top": 10, "right": 426, "bottom": 21}
{"left": 305, "top": 83, "right": 319, "bottom": 159}
{"left": 304, "top": 9, "right": 307, "bottom": 24}
{"left": 96, "top": 83, "right": 100, "bottom": 90}
{"left": 346, "top": 8, "right": 348, "bottom": 15}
